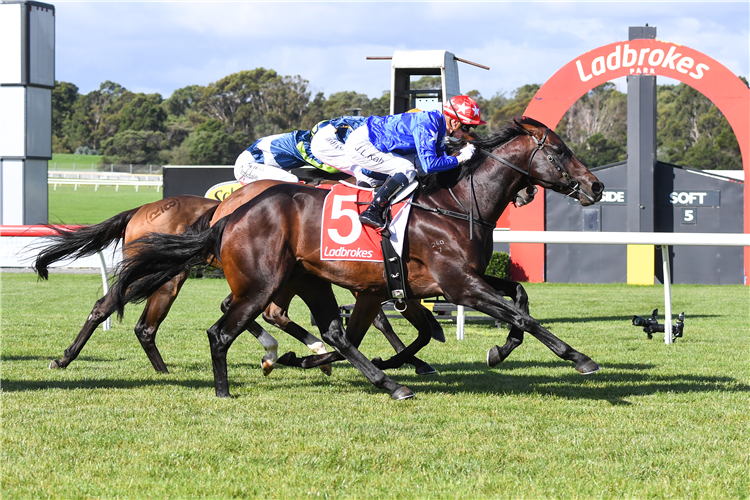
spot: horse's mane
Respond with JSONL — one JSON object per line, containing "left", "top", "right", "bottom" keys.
{"left": 419, "top": 116, "right": 540, "bottom": 194}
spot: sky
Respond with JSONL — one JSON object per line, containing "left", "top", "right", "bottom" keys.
{"left": 53, "top": 1, "right": 750, "bottom": 100}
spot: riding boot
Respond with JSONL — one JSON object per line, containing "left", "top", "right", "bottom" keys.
{"left": 359, "top": 173, "right": 410, "bottom": 230}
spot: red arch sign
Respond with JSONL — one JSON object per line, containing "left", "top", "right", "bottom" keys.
{"left": 511, "top": 38, "right": 750, "bottom": 284}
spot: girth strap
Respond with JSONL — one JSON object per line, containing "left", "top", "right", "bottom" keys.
{"left": 408, "top": 201, "right": 496, "bottom": 230}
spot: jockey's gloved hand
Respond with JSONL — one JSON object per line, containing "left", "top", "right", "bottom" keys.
{"left": 456, "top": 143, "right": 476, "bottom": 164}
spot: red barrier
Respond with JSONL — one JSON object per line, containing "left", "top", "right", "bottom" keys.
{"left": 0, "top": 225, "right": 82, "bottom": 237}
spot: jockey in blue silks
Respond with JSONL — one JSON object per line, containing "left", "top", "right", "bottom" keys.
{"left": 344, "top": 95, "right": 485, "bottom": 230}
{"left": 234, "top": 116, "right": 369, "bottom": 185}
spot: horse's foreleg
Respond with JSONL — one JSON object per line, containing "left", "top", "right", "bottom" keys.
{"left": 371, "top": 308, "right": 438, "bottom": 375}
{"left": 481, "top": 274, "right": 528, "bottom": 368}
{"left": 245, "top": 320, "right": 279, "bottom": 377}
{"left": 442, "top": 272, "right": 599, "bottom": 374}
{"left": 49, "top": 293, "right": 117, "bottom": 369}
{"left": 132, "top": 272, "right": 188, "bottom": 373}
{"left": 370, "top": 300, "right": 438, "bottom": 375}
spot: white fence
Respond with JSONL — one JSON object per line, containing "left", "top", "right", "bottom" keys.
{"left": 48, "top": 171, "right": 163, "bottom": 192}
{"left": 492, "top": 230, "right": 750, "bottom": 344}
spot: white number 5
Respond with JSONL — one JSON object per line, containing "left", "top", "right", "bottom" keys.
{"left": 327, "top": 195, "right": 362, "bottom": 244}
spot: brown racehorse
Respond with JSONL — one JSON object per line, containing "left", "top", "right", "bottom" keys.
{"left": 34, "top": 182, "right": 444, "bottom": 376}
{"left": 110, "top": 117, "right": 605, "bottom": 400}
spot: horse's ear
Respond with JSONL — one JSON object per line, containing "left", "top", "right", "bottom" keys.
{"left": 513, "top": 117, "right": 534, "bottom": 136}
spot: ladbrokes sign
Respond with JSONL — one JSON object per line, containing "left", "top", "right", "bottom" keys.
{"left": 575, "top": 41, "right": 711, "bottom": 82}
{"left": 523, "top": 38, "right": 748, "bottom": 136}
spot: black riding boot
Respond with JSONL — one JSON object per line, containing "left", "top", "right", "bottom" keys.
{"left": 359, "top": 173, "right": 410, "bottom": 230}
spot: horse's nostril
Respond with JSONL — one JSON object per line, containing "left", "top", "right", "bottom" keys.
{"left": 592, "top": 182, "right": 604, "bottom": 195}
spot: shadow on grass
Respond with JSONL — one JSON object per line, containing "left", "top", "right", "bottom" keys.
{"left": 1, "top": 354, "right": 118, "bottom": 363}
{"left": 535, "top": 314, "right": 720, "bottom": 325}
{"left": 0, "top": 377, "right": 214, "bottom": 392}
{"left": 3, "top": 357, "right": 746, "bottom": 405}
{"left": 392, "top": 360, "right": 749, "bottom": 405}
{"left": 230, "top": 357, "right": 748, "bottom": 405}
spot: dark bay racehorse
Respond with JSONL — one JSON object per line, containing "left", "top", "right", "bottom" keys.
{"left": 110, "top": 116, "right": 604, "bottom": 400}
{"left": 33, "top": 182, "right": 441, "bottom": 376}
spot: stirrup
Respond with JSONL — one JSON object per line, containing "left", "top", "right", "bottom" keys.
{"left": 359, "top": 207, "right": 385, "bottom": 230}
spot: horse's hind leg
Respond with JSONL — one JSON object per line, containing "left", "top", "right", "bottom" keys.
{"left": 49, "top": 292, "right": 117, "bottom": 369}
{"left": 221, "top": 294, "right": 280, "bottom": 376}
{"left": 483, "top": 275, "right": 528, "bottom": 368}
{"left": 262, "top": 298, "right": 332, "bottom": 376}
{"left": 207, "top": 295, "right": 268, "bottom": 397}
{"left": 133, "top": 272, "right": 188, "bottom": 373}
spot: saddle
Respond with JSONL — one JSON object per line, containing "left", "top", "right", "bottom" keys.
{"left": 319, "top": 180, "right": 419, "bottom": 310}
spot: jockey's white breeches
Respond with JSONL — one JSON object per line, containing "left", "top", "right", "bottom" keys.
{"left": 233, "top": 149, "right": 299, "bottom": 185}
{"left": 310, "top": 124, "right": 358, "bottom": 176}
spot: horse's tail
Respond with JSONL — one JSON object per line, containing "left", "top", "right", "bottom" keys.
{"left": 110, "top": 215, "right": 230, "bottom": 319}
{"left": 189, "top": 204, "right": 219, "bottom": 233}
{"left": 33, "top": 207, "right": 140, "bottom": 280}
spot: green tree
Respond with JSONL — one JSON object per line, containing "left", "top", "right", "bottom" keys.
{"left": 51, "top": 80, "right": 79, "bottom": 152}
{"left": 656, "top": 82, "right": 742, "bottom": 169}
{"left": 559, "top": 82, "right": 627, "bottom": 166}
{"left": 489, "top": 84, "right": 541, "bottom": 131}
{"left": 163, "top": 84, "right": 204, "bottom": 117}
{"left": 119, "top": 93, "right": 167, "bottom": 133}
{"left": 101, "top": 129, "right": 166, "bottom": 165}
{"left": 186, "top": 119, "right": 241, "bottom": 165}
{"left": 201, "top": 68, "right": 312, "bottom": 140}
{"left": 574, "top": 132, "right": 626, "bottom": 168}
{"left": 67, "top": 81, "right": 128, "bottom": 151}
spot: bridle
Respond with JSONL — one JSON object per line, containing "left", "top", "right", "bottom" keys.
{"left": 411, "top": 124, "right": 596, "bottom": 241}
{"left": 480, "top": 126, "right": 596, "bottom": 204}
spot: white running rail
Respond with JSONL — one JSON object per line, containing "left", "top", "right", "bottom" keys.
{"left": 491, "top": 230, "right": 750, "bottom": 344}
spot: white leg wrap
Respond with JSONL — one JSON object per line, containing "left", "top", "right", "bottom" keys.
{"left": 257, "top": 330, "right": 279, "bottom": 361}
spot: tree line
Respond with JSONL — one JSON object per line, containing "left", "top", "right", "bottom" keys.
{"left": 52, "top": 68, "right": 746, "bottom": 170}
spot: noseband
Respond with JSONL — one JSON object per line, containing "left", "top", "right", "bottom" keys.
{"left": 480, "top": 127, "right": 595, "bottom": 203}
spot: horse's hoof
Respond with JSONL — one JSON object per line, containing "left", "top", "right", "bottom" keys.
{"left": 391, "top": 386, "right": 415, "bottom": 400}
{"left": 431, "top": 328, "right": 446, "bottom": 343}
{"left": 371, "top": 357, "right": 383, "bottom": 369}
{"left": 261, "top": 360, "right": 275, "bottom": 377}
{"left": 414, "top": 363, "right": 437, "bottom": 376}
{"left": 319, "top": 364, "right": 332, "bottom": 377}
{"left": 487, "top": 345, "right": 503, "bottom": 368}
{"left": 49, "top": 359, "right": 64, "bottom": 369}
{"left": 576, "top": 359, "right": 601, "bottom": 375}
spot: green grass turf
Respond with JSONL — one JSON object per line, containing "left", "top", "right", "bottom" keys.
{"left": 2, "top": 273, "right": 748, "bottom": 498}
{"left": 49, "top": 153, "right": 104, "bottom": 171}
{"left": 48, "top": 184, "right": 162, "bottom": 225}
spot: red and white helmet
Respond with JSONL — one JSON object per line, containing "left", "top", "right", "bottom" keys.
{"left": 443, "top": 95, "right": 486, "bottom": 126}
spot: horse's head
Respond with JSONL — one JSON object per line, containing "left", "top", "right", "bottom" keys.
{"left": 512, "top": 117, "right": 604, "bottom": 206}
